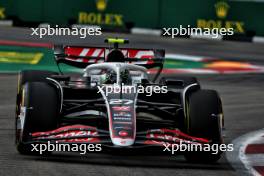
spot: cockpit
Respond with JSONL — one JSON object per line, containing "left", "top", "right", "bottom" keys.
{"left": 83, "top": 63, "right": 148, "bottom": 86}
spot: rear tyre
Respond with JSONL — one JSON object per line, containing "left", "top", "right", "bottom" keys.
{"left": 184, "top": 90, "right": 224, "bottom": 163}
{"left": 16, "top": 82, "right": 59, "bottom": 155}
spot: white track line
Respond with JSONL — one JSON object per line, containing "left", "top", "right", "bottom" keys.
{"left": 165, "top": 53, "right": 206, "bottom": 61}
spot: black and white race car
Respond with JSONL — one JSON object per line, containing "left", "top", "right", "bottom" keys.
{"left": 15, "top": 38, "right": 224, "bottom": 162}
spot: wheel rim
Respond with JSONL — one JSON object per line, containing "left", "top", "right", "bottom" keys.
{"left": 15, "top": 87, "right": 26, "bottom": 144}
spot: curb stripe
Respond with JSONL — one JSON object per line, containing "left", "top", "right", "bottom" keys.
{"left": 245, "top": 144, "right": 264, "bottom": 154}
{"left": 0, "top": 40, "right": 53, "bottom": 48}
{"left": 253, "top": 36, "right": 264, "bottom": 43}
{"left": 165, "top": 53, "right": 205, "bottom": 61}
{"left": 254, "top": 166, "right": 264, "bottom": 176}
{"left": 130, "top": 28, "right": 162, "bottom": 36}
{"left": 226, "top": 129, "right": 264, "bottom": 176}
{"left": 149, "top": 68, "right": 264, "bottom": 74}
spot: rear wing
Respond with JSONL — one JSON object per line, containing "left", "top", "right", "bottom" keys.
{"left": 54, "top": 46, "right": 165, "bottom": 69}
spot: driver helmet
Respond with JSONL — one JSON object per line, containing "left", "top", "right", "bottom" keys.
{"left": 101, "top": 69, "right": 131, "bottom": 84}
{"left": 106, "top": 49, "right": 125, "bottom": 62}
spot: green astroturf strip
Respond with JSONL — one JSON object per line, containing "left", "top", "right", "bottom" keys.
{"left": 0, "top": 46, "right": 82, "bottom": 73}
{"left": 164, "top": 59, "right": 205, "bottom": 69}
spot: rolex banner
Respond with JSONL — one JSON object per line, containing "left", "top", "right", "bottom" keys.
{"left": 0, "top": 0, "right": 264, "bottom": 36}
{"left": 160, "top": 0, "right": 263, "bottom": 36}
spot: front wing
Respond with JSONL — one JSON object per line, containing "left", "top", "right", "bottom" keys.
{"left": 28, "top": 125, "right": 210, "bottom": 149}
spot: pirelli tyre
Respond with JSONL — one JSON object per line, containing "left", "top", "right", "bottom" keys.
{"left": 16, "top": 82, "right": 59, "bottom": 154}
{"left": 17, "top": 70, "right": 58, "bottom": 94}
{"left": 184, "top": 90, "right": 224, "bottom": 163}
{"left": 16, "top": 70, "right": 58, "bottom": 117}
{"left": 15, "top": 70, "right": 58, "bottom": 150}
{"left": 159, "top": 76, "right": 200, "bottom": 130}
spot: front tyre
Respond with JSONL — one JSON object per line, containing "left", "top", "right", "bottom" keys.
{"left": 184, "top": 90, "right": 224, "bottom": 163}
{"left": 15, "top": 70, "right": 58, "bottom": 142}
{"left": 16, "top": 82, "right": 59, "bottom": 154}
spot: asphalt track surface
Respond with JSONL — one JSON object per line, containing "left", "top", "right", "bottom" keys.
{"left": 0, "top": 27, "right": 264, "bottom": 176}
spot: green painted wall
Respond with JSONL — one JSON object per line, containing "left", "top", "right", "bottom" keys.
{"left": 0, "top": 0, "right": 263, "bottom": 35}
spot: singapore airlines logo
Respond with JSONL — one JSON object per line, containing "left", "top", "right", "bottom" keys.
{"left": 215, "top": 1, "right": 229, "bottom": 19}
{"left": 95, "top": 0, "right": 108, "bottom": 11}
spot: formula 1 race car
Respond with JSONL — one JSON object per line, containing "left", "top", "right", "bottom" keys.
{"left": 15, "top": 38, "right": 224, "bottom": 163}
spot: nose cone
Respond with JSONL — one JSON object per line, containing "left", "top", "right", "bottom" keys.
{"left": 99, "top": 88, "right": 138, "bottom": 147}
{"left": 108, "top": 102, "right": 137, "bottom": 147}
